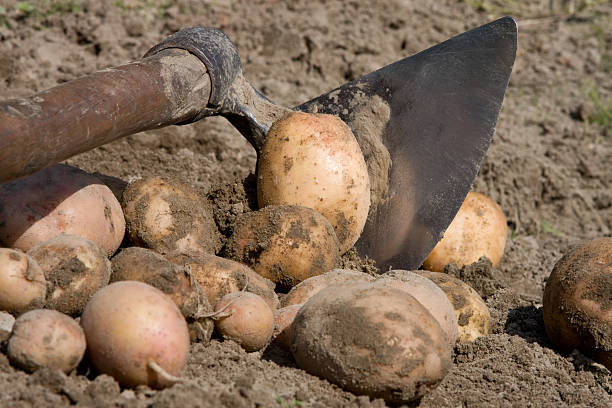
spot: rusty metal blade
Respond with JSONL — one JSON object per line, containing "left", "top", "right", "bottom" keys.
{"left": 296, "top": 17, "right": 517, "bottom": 270}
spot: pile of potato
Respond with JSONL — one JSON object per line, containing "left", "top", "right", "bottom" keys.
{"left": 3, "top": 111, "right": 604, "bottom": 404}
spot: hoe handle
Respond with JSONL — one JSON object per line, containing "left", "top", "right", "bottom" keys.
{"left": 0, "top": 48, "right": 211, "bottom": 183}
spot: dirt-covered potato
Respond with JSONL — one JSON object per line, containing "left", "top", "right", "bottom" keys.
{"left": 121, "top": 176, "right": 221, "bottom": 258}
{"left": 0, "top": 248, "right": 47, "bottom": 315}
{"left": 111, "top": 247, "right": 214, "bottom": 343}
{"left": 168, "top": 253, "right": 279, "bottom": 310}
{"left": 542, "top": 237, "right": 612, "bottom": 369}
{"left": 81, "top": 281, "right": 190, "bottom": 389}
{"left": 281, "top": 268, "right": 374, "bottom": 307}
{"left": 423, "top": 192, "right": 508, "bottom": 272}
{"left": 0, "top": 164, "right": 125, "bottom": 256}
{"left": 7, "top": 309, "right": 86, "bottom": 373}
{"left": 214, "top": 291, "right": 275, "bottom": 352}
{"left": 291, "top": 281, "right": 451, "bottom": 403}
{"left": 28, "top": 234, "right": 111, "bottom": 316}
{"left": 416, "top": 270, "right": 490, "bottom": 342}
{"left": 257, "top": 111, "right": 370, "bottom": 254}
{"left": 225, "top": 205, "right": 341, "bottom": 288}
{"left": 375, "top": 270, "right": 459, "bottom": 345}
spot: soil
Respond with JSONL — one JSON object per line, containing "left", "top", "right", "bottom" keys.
{"left": 0, "top": 0, "right": 610, "bottom": 407}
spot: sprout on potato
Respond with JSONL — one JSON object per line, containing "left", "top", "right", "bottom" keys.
{"left": 257, "top": 111, "right": 370, "bottom": 254}
{"left": 28, "top": 234, "right": 111, "bottom": 316}
{"left": 7, "top": 309, "right": 86, "bottom": 373}
{"left": 121, "top": 176, "right": 221, "bottom": 258}
{"left": 225, "top": 205, "right": 341, "bottom": 288}
{"left": 0, "top": 164, "right": 125, "bottom": 257}
{"left": 0, "top": 248, "right": 47, "bottom": 315}
{"left": 291, "top": 281, "right": 452, "bottom": 404}
{"left": 423, "top": 192, "right": 508, "bottom": 272}
{"left": 543, "top": 237, "right": 612, "bottom": 370}
{"left": 80, "top": 281, "right": 190, "bottom": 389}
{"left": 416, "top": 270, "right": 490, "bottom": 342}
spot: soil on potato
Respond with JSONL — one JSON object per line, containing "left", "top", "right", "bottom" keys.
{"left": 0, "top": 0, "right": 611, "bottom": 407}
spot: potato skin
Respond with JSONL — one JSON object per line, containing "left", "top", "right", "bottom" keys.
{"left": 424, "top": 192, "right": 507, "bottom": 272}
{"left": 0, "top": 248, "right": 47, "bottom": 315}
{"left": 28, "top": 234, "right": 111, "bottom": 316}
{"left": 7, "top": 309, "right": 86, "bottom": 373}
{"left": 215, "top": 291, "right": 275, "bottom": 352}
{"left": 542, "top": 237, "right": 612, "bottom": 369}
{"left": 257, "top": 111, "right": 370, "bottom": 254}
{"left": 272, "top": 304, "right": 302, "bottom": 351}
{"left": 122, "top": 176, "right": 221, "bottom": 257}
{"left": 416, "top": 271, "right": 490, "bottom": 342}
{"left": 375, "top": 270, "right": 459, "bottom": 346}
{"left": 281, "top": 268, "right": 374, "bottom": 307}
{"left": 80, "top": 281, "right": 190, "bottom": 389}
{"left": 291, "top": 282, "right": 451, "bottom": 404}
{"left": 169, "top": 253, "right": 279, "bottom": 310}
{"left": 225, "top": 205, "right": 341, "bottom": 288}
{"left": 0, "top": 164, "right": 125, "bottom": 256}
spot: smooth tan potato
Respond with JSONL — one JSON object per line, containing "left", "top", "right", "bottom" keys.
{"left": 0, "top": 164, "right": 125, "bottom": 256}
{"left": 0, "top": 248, "right": 47, "bottom": 315}
{"left": 543, "top": 237, "right": 612, "bottom": 370}
{"left": 214, "top": 291, "right": 275, "bottom": 352}
{"left": 375, "top": 270, "right": 459, "bottom": 346}
{"left": 28, "top": 234, "right": 111, "bottom": 316}
{"left": 424, "top": 192, "right": 507, "bottom": 272}
{"left": 291, "top": 282, "right": 452, "bottom": 404}
{"left": 272, "top": 304, "right": 302, "bottom": 351}
{"left": 7, "top": 309, "right": 86, "bottom": 373}
{"left": 169, "top": 253, "right": 279, "bottom": 310}
{"left": 281, "top": 268, "right": 374, "bottom": 307}
{"left": 111, "top": 247, "right": 214, "bottom": 343}
{"left": 225, "top": 205, "right": 341, "bottom": 288}
{"left": 122, "top": 176, "right": 221, "bottom": 258}
{"left": 416, "top": 271, "right": 490, "bottom": 342}
{"left": 81, "top": 281, "right": 190, "bottom": 388}
{"left": 257, "top": 111, "right": 370, "bottom": 254}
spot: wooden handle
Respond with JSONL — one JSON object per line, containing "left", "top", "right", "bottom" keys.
{"left": 0, "top": 48, "right": 211, "bottom": 183}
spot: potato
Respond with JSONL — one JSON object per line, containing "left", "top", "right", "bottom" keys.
{"left": 423, "top": 192, "right": 507, "bottom": 272}
{"left": 375, "top": 270, "right": 458, "bottom": 345}
{"left": 7, "top": 309, "right": 86, "bottom": 373}
{"left": 111, "top": 247, "right": 214, "bottom": 343}
{"left": 0, "top": 248, "right": 47, "bottom": 315}
{"left": 169, "top": 253, "right": 279, "bottom": 310}
{"left": 281, "top": 268, "right": 374, "bottom": 307}
{"left": 542, "top": 237, "right": 611, "bottom": 369}
{"left": 28, "top": 234, "right": 111, "bottom": 316}
{"left": 257, "top": 111, "right": 370, "bottom": 254}
{"left": 416, "top": 271, "right": 490, "bottom": 342}
{"left": 122, "top": 176, "right": 221, "bottom": 257}
{"left": 225, "top": 205, "right": 341, "bottom": 288}
{"left": 214, "top": 291, "right": 275, "bottom": 352}
{"left": 272, "top": 304, "right": 302, "bottom": 351}
{"left": 81, "top": 281, "right": 190, "bottom": 388}
{"left": 0, "top": 311, "right": 15, "bottom": 342}
{"left": 291, "top": 281, "right": 451, "bottom": 403}
{"left": 0, "top": 164, "right": 125, "bottom": 256}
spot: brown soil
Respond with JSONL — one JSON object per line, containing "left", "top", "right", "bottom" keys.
{"left": 0, "top": 0, "right": 610, "bottom": 406}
